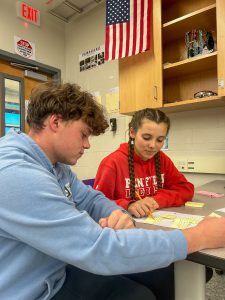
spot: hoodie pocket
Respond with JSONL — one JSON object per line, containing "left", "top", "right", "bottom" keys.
{"left": 35, "top": 268, "right": 66, "bottom": 300}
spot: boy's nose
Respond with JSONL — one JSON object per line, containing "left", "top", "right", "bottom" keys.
{"left": 84, "top": 139, "right": 90, "bottom": 149}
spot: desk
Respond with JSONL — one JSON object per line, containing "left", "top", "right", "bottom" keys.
{"left": 137, "top": 180, "right": 225, "bottom": 300}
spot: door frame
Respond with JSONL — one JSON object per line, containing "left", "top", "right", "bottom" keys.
{"left": 0, "top": 49, "right": 61, "bottom": 80}
{"left": 0, "top": 49, "right": 61, "bottom": 136}
{"left": 0, "top": 74, "right": 25, "bottom": 135}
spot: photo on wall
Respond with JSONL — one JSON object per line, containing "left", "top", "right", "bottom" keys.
{"left": 79, "top": 45, "right": 105, "bottom": 72}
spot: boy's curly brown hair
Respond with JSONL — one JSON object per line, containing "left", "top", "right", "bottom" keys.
{"left": 27, "top": 81, "right": 109, "bottom": 135}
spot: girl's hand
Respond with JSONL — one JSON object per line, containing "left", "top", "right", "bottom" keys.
{"left": 128, "top": 197, "right": 159, "bottom": 218}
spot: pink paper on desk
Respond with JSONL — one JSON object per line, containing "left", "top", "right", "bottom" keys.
{"left": 196, "top": 191, "right": 224, "bottom": 198}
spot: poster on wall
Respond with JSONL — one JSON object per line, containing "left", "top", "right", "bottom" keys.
{"left": 79, "top": 45, "right": 104, "bottom": 72}
{"left": 14, "top": 36, "right": 36, "bottom": 60}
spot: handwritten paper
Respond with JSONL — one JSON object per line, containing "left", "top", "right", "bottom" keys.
{"left": 171, "top": 216, "right": 202, "bottom": 229}
{"left": 135, "top": 210, "right": 204, "bottom": 229}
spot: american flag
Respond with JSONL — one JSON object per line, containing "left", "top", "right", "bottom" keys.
{"left": 105, "top": 0, "right": 151, "bottom": 61}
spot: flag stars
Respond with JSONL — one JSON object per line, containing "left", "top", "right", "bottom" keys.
{"left": 106, "top": 0, "right": 130, "bottom": 25}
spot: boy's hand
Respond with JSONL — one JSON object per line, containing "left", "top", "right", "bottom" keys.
{"left": 99, "top": 210, "right": 135, "bottom": 229}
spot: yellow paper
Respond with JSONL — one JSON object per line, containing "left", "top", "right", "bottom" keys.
{"left": 145, "top": 216, "right": 161, "bottom": 225}
{"left": 161, "top": 214, "right": 177, "bottom": 220}
{"left": 185, "top": 201, "right": 205, "bottom": 208}
{"left": 139, "top": 210, "right": 204, "bottom": 229}
{"left": 171, "top": 217, "right": 201, "bottom": 229}
{"left": 105, "top": 93, "right": 119, "bottom": 113}
{"left": 95, "top": 95, "right": 102, "bottom": 104}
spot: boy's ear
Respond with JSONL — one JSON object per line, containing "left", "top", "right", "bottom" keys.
{"left": 49, "top": 114, "right": 63, "bottom": 131}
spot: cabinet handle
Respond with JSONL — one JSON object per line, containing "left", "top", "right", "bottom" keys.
{"left": 153, "top": 86, "right": 157, "bottom": 101}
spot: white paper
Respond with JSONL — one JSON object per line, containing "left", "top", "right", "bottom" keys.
{"left": 216, "top": 207, "right": 225, "bottom": 213}
{"left": 134, "top": 210, "right": 204, "bottom": 229}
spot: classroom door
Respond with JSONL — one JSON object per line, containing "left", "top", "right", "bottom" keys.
{"left": 0, "top": 59, "right": 53, "bottom": 136}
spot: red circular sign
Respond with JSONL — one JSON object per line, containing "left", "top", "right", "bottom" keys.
{"left": 17, "top": 39, "right": 33, "bottom": 58}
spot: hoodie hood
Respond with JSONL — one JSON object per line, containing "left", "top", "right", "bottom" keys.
{"left": 0, "top": 130, "right": 53, "bottom": 172}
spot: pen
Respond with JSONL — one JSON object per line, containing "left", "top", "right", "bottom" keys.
{"left": 135, "top": 191, "right": 155, "bottom": 219}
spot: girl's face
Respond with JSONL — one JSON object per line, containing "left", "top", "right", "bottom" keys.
{"left": 130, "top": 119, "right": 168, "bottom": 161}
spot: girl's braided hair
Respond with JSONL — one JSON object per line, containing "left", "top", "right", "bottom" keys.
{"left": 128, "top": 108, "right": 170, "bottom": 200}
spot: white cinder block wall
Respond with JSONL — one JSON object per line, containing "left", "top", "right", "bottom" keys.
{"left": 73, "top": 113, "right": 131, "bottom": 180}
{"left": 167, "top": 107, "right": 225, "bottom": 186}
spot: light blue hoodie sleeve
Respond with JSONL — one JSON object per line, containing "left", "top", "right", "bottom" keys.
{"left": 66, "top": 166, "right": 123, "bottom": 221}
{"left": 0, "top": 161, "right": 187, "bottom": 275}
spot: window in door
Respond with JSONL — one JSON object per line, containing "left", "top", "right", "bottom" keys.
{"left": 0, "top": 75, "right": 24, "bottom": 136}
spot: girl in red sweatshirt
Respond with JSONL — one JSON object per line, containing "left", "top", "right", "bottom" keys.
{"left": 94, "top": 108, "right": 194, "bottom": 218}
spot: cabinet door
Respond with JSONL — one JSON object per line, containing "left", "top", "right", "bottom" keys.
{"left": 119, "top": 0, "right": 162, "bottom": 114}
{"left": 217, "top": 0, "right": 225, "bottom": 96}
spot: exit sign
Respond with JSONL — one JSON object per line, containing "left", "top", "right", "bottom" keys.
{"left": 16, "top": 1, "right": 41, "bottom": 26}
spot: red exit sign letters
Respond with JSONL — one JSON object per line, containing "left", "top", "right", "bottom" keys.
{"left": 17, "top": 1, "right": 41, "bottom": 26}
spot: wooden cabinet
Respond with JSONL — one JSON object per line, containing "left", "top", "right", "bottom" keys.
{"left": 119, "top": 0, "right": 225, "bottom": 114}
{"left": 119, "top": 0, "right": 162, "bottom": 114}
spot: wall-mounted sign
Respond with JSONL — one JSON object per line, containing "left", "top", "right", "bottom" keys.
{"left": 14, "top": 36, "right": 36, "bottom": 60}
{"left": 79, "top": 45, "right": 104, "bottom": 72}
{"left": 16, "top": 1, "right": 41, "bottom": 26}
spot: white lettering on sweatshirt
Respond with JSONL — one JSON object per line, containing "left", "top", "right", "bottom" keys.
{"left": 124, "top": 174, "right": 164, "bottom": 198}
